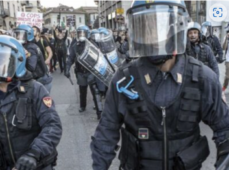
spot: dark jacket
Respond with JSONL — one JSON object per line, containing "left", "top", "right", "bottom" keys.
{"left": 91, "top": 55, "right": 229, "bottom": 170}
{"left": 0, "top": 78, "right": 62, "bottom": 168}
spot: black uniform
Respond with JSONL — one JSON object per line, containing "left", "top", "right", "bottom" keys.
{"left": 24, "top": 42, "right": 53, "bottom": 91}
{"left": 186, "top": 42, "right": 219, "bottom": 77}
{"left": 23, "top": 42, "right": 53, "bottom": 92}
{"left": 207, "top": 35, "right": 224, "bottom": 62}
{"left": 49, "top": 37, "right": 57, "bottom": 71}
{"left": 66, "top": 41, "right": 102, "bottom": 117}
{"left": 0, "top": 72, "right": 62, "bottom": 170}
{"left": 91, "top": 55, "right": 229, "bottom": 170}
{"left": 54, "top": 31, "right": 68, "bottom": 73}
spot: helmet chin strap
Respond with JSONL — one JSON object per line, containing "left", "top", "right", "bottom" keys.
{"left": 0, "top": 77, "right": 12, "bottom": 82}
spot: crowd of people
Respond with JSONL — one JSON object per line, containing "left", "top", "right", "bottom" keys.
{"left": 1, "top": 0, "right": 229, "bottom": 170}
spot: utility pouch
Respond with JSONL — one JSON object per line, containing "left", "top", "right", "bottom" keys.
{"left": 13, "top": 98, "right": 33, "bottom": 130}
{"left": 119, "top": 128, "right": 140, "bottom": 170}
{"left": 174, "top": 136, "right": 210, "bottom": 170}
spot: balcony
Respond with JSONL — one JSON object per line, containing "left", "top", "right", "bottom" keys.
{"left": 94, "top": 0, "right": 99, "bottom": 6}
{"left": 21, "top": 1, "right": 26, "bottom": 6}
{"left": 25, "top": 3, "right": 34, "bottom": 8}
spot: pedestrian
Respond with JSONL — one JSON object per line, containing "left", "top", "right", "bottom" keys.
{"left": 32, "top": 26, "right": 53, "bottom": 66}
{"left": 202, "top": 21, "right": 224, "bottom": 63}
{"left": 0, "top": 35, "right": 62, "bottom": 170}
{"left": 186, "top": 22, "right": 219, "bottom": 77}
{"left": 53, "top": 26, "right": 68, "bottom": 73}
{"left": 41, "top": 28, "right": 55, "bottom": 73}
{"left": 70, "top": 29, "right": 77, "bottom": 49}
{"left": 222, "top": 29, "right": 229, "bottom": 91}
{"left": 48, "top": 30, "right": 57, "bottom": 72}
{"left": 91, "top": 1, "right": 229, "bottom": 170}
{"left": 14, "top": 24, "right": 53, "bottom": 93}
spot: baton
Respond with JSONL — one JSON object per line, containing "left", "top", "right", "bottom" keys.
{"left": 217, "top": 154, "right": 229, "bottom": 170}
{"left": 69, "top": 77, "right": 74, "bottom": 85}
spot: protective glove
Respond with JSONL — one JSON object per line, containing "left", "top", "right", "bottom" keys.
{"left": 15, "top": 155, "right": 37, "bottom": 170}
{"left": 217, "top": 57, "right": 225, "bottom": 64}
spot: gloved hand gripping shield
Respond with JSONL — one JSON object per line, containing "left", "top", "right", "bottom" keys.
{"left": 77, "top": 39, "right": 115, "bottom": 86}
{"left": 127, "top": 4, "right": 189, "bottom": 58}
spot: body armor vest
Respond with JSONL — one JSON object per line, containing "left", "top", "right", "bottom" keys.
{"left": 118, "top": 56, "right": 209, "bottom": 170}
{"left": 75, "top": 42, "right": 89, "bottom": 74}
{"left": 207, "top": 36, "right": 217, "bottom": 56}
{"left": 186, "top": 43, "right": 209, "bottom": 67}
{"left": 0, "top": 80, "right": 56, "bottom": 169}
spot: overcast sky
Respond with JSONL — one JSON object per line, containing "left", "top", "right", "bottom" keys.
{"left": 40, "top": 0, "right": 97, "bottom": 8}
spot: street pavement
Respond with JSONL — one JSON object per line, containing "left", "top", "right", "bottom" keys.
{"left": 50, "top": 62, "right": 227, "bottom": 170}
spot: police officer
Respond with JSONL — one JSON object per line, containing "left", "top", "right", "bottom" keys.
{"left": 65, "top": 25, "right": 102, "bottom": 119}
{"left": 90, "top": 29, "right": 107, "bottom": 98}
{"left": 91, "top": 1, "right": 229, "bottom": 170}
{"left": 186, "top": 22, "right": 219, "bottom": 77}
{"left": 14, "top": 24, "right": 53, "bottom": 93}
{"left": 0, "top": 35, "right": 62, "bottom": 170}
{"left": 202, "top": 21, "right": 224, "bottom": 63}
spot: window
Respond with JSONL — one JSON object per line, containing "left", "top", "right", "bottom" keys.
{"left": 79, "top": 17, "right": 81, "bottom": 23}
{"left": 63, "top": 17, "right": 65, "bottom": 22}
{"left": 7, "top": 2, "right": 10, "bottom": 10}
{"left": 18, "top": 6, "right": 20, "bottom": 11}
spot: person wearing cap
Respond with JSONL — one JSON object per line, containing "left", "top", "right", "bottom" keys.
{"left": 186, "top": 22, "right": 219, "bottom": 77}
{"left": 222, "top": 30, "right": 229, "bottom": 92}
{"left": 91, "top": 1, "right": 229, "bottom": 170}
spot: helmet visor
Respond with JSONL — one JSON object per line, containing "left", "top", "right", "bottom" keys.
{"left": 77, "top": 30, "right": 86, "bottom": 38}
{"left": 14, "top": 30, "right": 27, "bottom": 44}
{"left": 0, "top": 45, "right": 16, "bottom": 79}
{"left": 91, "top": 33, "right": 101, "bottom": 42}
{"left": 127, "top": 5, "right": 188, "bottom": 58}
{"left": 98, "top": 30, "right": 116, "bottom": 53}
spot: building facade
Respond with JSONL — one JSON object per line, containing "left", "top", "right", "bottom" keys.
{"left": 95, "top": 0, "right": 131, "bottom": 30}
{"left": 80, "top": 6, "right": 98, "bottom": 28}
{"left": 186, "top": 1, "right": 229, "bottom": 43}
{"left": 43, "top": 5, "right": 86, "bottom": 30}
{"left": 0, "top": 0, "right": 41, "bottom": 30}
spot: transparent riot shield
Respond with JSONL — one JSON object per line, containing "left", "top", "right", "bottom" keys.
{"left": 77, "top": 39, "right": 115, "bottom": 86}
{"left": 105, "top": 49, "right": 124, "bottom": 71}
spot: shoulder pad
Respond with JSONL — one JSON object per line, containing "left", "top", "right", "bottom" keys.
{"left": 18, "top": 80, "right": 34, "bottom": 94}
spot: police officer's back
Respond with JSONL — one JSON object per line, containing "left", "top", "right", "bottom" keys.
{"left": 91, "top": 1, "right": 229, "bottom": 170}
{"left": 0, "top": 35, "right": 62, "bottom": 170}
